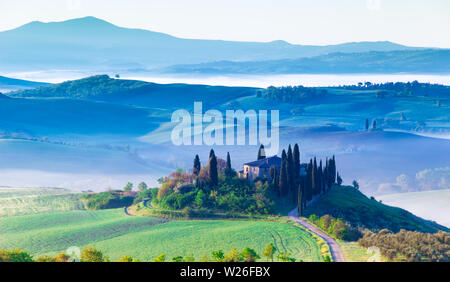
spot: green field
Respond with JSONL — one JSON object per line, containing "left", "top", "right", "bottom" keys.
{"left": 0, "top": 187, "right": 85, "bottom": 217}
{"left": 0, "top": 208, "right": 322, "bottom": 262}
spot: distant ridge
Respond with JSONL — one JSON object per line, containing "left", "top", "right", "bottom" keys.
{"left": 0, "top": 16, "right": 429, "bottom": 72}
{"left": 161, "top": 49, "right": 450, "bottom": 74}
{"left": 0, "top": 75, "right": 49, "bottom": 92}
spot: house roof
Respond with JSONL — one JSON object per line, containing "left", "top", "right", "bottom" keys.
{"left": 244, "top": 155, "right": 281, "bottom": 168}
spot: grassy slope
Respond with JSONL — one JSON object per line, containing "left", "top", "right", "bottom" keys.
{"left": 0, "top": 208, "right": 321, "bottom": 262}
{"left": 0, "top": 187, "right": 84, "bottom": 217}
{"left": 91, "top": 220, "right": 321, "bottom": 262}
{"left": 304, "top": 186, "right": 449, "bottom": 233}
{"left": 0, "top": 209, "right": 167, "bottom": 256}
{"left": 7, "top": 75, "right": 258, "bottom": 109}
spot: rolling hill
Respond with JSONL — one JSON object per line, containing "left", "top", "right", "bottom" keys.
{"left": 0, "top": 187, "right": 84, "bottom": 217}
{"left": 6, "top": 75, "right": 258, "bottom": 109}
{"left": 304, "top": 186, "right": 449, "bottom": 233}
{"left": 162, "top": 49, "right": 450, "bottom": 74}
{"left": 0, "top": 16, "right": 427, "bottom": 72}
{"left": 0, "top": 76, "right": 49, "bottom": 93}
{"left": 0, "top": 208, "right": 322, "bottom": 262}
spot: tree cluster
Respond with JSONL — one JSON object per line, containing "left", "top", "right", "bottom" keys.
{"left": 265, "top": 86, "right": 327, "bottom": 103}
{"left": 155, "top": 149, "right": 274, "bottom": 214}
{"left": 358, "top": 229, "right": 450, "bottom": 262}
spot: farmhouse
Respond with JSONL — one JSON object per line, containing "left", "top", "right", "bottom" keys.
{"left": 239, "top": 155, "right": 282, "bottom": 181}
{"left": 239, "top": 155, "right": 308, "bottom": 182}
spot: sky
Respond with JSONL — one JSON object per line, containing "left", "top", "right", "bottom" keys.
{"left": 0, "top": 0, "right": 449, "bottom": 48}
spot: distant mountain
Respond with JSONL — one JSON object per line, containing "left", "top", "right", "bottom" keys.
{"left": 0, "top": 76, "right": 49, "bottom": 93}
{"left": 0, "top": 16, "right": 425, "bottom": 71}
{"left": 161, "top": 49, "right": 450, "bottom": 74}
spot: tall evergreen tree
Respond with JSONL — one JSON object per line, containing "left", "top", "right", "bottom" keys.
{"left": 312, "top": 158, "right": 318, "bottom": 195}
{"left": 279, "top": 150, "right": 289, "bottom": 196}
{"left": 337, "top": 172, "right": 343, "bottom": 186}
{"left": 323, "top": 157, "right": 329, "bottom": 192}
{"left": 224, "top": 152, "right": 235, "bottom": 178}
{"left": 297, "top": 183, "right": 303, "bottom": 217}
{"left": 269, "top": 165, "right": 279, "bottom": 196}
{"left": 306, "top": 160, "right": 313, "bottom": 201}
{"left": 257, "top": 145, "right": 266, "bottom": 160}
{"left": 293, "top": 143, "right": 300, "bottom": 180}
{"left": 365, "top": 118, "right": 369, "bottom": 131}
{"left": 208, "top": 150, "right": 218, "bottom": 186}
{"left": 331, "top": 155, "right": 337, "bottom": 184}
{"left": 287, "top": 145, "right": 295, "bottom": 192}
{"left": 193, "top": 155, "right": 201, "bottom": 176}
{"left": 226, "top": 152, "right": 232, "bottom": 170}
{"left": 318, "top": 160, "right": 323, "bottom": 194}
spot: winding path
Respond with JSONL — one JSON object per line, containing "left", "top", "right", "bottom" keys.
{"left": 288, "top": 208, "right": 346, "bottom": 262}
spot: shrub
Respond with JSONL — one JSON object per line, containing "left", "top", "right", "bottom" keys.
{"left": 153, "top": 254, "right": 166, "bottom": 262}
{"left": 309, "top": 214, "right": 361, "bottom": 241}
{"left": 0, "top": 249, "right": 34, "bottom": 262}
{"left": 81, "top": 246, "right": 105, "bottom": 262}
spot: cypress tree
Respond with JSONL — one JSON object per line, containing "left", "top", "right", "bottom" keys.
{"left": 257, "top": 145, "right": 266, "bottom": 160}
{"left": 306, "top": 160, "right": 313, "bottom": 201}
{"left": 224, "top": 152, "right": 235, "bottom": 178}
{"left": 365, "top": 118, "right": 369, "bottom": 131}
{"left": 293, "top": 143, "right": 300, "bottom": 180}
{"left": 270, "top": 166, "right": 279, "bottom": 196}
{"left": 312, "top": 158, "right": 317, "bottom": 195}
{"left": 318, "top": 160, "right": 323, "bottom": 194}
{"left": 297, "top": 183, "right": 303, "bottom": 217}
{"left": 279, "top": 150, "right": 288, "bottom": 196}
{"left": 193, "top": 155, "right": 201, "bottom": 176}
{"left": 208, "top": 150, "right": 218, "bottom": 186}
{"left": 226, "top": 152, "right": 232, "bottom": 170}
{"left": 323, "top": 158, "right": 329, "bottom": 192}
{"left": 331, "top": 155, "right": 337, "bottom": 184}
{"left": 287, "top": 145, "right": 295, "bottom": 192}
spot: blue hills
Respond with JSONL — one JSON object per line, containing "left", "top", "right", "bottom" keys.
{"left": 0, "top": 16, "right": 434, "bottom": 72}
{"left": 0, "top": 75, "right": 449, "bottom": 195}
{"left": 162, "top": 49, "right": 450, "bottom": 74}
{"left": 0, "top": 76, "right": 50, "bottom": 93}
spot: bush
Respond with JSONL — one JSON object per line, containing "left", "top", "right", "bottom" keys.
{"left": 309, "top": 214, "right": 361, "bottom": 241}
{"left": 0, "top": 249, "right": 34, "bottom": 262}
{"left": 82, "top": 191, "right": 134, "bottom": 210}
{"left": 81, "top": 246, "right": 105, "bottom": 262}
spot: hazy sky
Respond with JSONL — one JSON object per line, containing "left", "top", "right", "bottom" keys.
{"left": 0, "top": 0, "right": 449, "bottom": 47}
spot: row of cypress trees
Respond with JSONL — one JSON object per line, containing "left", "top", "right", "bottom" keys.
{"left": 298, "top": 156, "right": 337, "bottom": 216}
{"left": 260, "top": 144, "right": 337, "bottom": 216}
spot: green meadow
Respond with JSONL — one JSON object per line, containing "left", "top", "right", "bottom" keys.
{"left": 0, "top": 208, "right": 321, "bottom": 262}
{"left": 0, "top": 187, "right": 85, "bottom": 217}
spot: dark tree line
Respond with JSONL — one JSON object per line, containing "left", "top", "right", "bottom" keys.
{"left": 265, "top": 86, "right": 327, "bottom": 103}
{"left": 297, "top": 155, "right": 337, "bottom": 216}
{"left": 345, "top": 81, "right": 450, "bottom": 98}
